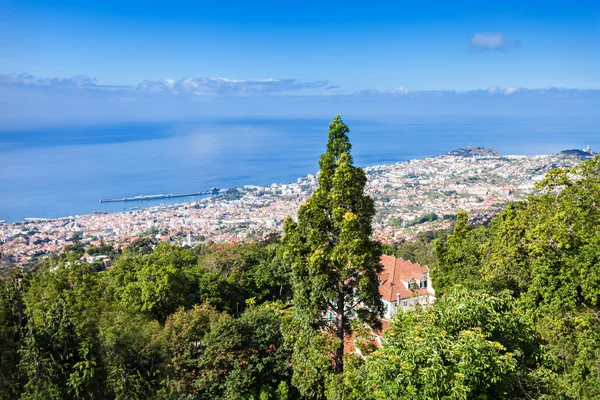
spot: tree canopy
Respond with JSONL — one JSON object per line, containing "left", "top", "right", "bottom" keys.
{"left": 344, "top": 287, "right": 550, "bottom": 400}
{"left": 432, "top": 156, "right": 600, "bottom": 399}
{"left": 283, "top": 115, "right": 383, "bottom": 381}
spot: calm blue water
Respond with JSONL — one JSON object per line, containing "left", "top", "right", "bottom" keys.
{"left": 1, "top": 116, "right": 599, "bottom": 222}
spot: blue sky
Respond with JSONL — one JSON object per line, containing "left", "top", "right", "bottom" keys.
{"left": 3, "top": 0, "right": 599, "bottom": 90}
{"left": 1, "top": 0, "right": 599, "bottom": 128}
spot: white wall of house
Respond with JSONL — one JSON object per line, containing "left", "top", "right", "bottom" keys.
{"left": 383, "top": 293, "right": 436, "bottom": 319}
{"left": 382, "top": 299, "right": 397, "bottom": 320}
{"left": 398, "top": 293, "right": 435, "bottom": 313}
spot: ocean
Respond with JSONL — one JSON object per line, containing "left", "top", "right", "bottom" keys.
{"left": 1, "top": 116, "right": 599, "bottom": 222}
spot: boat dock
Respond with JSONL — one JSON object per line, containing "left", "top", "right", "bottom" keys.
{"left": 100, "top": 188, "right": 220, "bottom": 203}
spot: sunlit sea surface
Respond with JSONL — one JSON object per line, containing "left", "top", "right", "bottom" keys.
{"left": 1, "top": 116, "right": 599, "bottom": 222}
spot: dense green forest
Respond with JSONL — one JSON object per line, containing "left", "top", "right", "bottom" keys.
{"left": 2, "top": 118, "right": 600, "bottom": 399}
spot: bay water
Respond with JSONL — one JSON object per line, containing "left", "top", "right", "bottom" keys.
{"left": 1, "top": 116, "right": 599, "bottom": 222}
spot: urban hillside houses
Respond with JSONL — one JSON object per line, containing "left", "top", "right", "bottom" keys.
{"left": 0, "top": 149, "right": 592, "bottom": 265}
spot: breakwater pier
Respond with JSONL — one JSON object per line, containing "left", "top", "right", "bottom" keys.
{"left": 100, "top": 188, "right": 220, "bottom": 203}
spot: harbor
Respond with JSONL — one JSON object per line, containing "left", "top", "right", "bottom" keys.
{"left": 99, "top": 188, "right": 220, "bottom": 203}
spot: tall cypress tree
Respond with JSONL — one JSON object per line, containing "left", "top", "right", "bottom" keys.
{"left": 283, "top": 115, "right": 382, "bottom": 373}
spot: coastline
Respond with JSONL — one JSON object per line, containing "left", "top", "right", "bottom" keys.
{"left": 0, "top": 149, "right": 592, "bottom": 263}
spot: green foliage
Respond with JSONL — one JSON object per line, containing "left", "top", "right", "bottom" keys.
{"left": 216, "top": 188, "right": 244, "bottom": 201}
{"left": 109, "top": 243, "right": 196, "bottom": 321}
{"left": 281, "top": 313, "right": 339, "bottom": 400}
{"left": 108, "top": 240, "right": 292, "bottom": 322}
{"left": 243, "top": 244, "right": 293, "bottom": 303}
{"left": 129, "top": 237, "right": 156, "bottom": 254}
{"left": 3, "top": 239, "right": 294, "bottom": 399}
{"left": 98, "top": 311, "right": 168, "bottom": 400}
{"left": 432, "top": 156, "right": 600, "bottom": 398}
{"left": 387, "top": 217, "right": 403, "bottom": 228}
{"left": 283, "top": 115, "right": 383, "bottom": 376}
{"left": 433, "top": 209, "right": 489, "bottom": 294}
{"left": 393, "top": 228, "right": 449, "bottom": 267}
{"left": 345, "top": 287, "right": 549, "bottom": 400}
{"left": 19, "top": 261, "right": 104, "bottom": 399}
{"left": 163, "top": 304, "right": 225, "bottom": 395}
{"left": 0, "top": 271, "right": 26, "bottom": 399}
{"left": 86, "top": 237, "right": 117, "bottom": 257}
{"left": 407, "top": 212, "right": 439, "bottom": 226}
{"left": 63, "top": 232, "right": 85, "bottom": 256}
{"left": 193, "top": 266, "right": 244, "bottom": 312}
{"left": 194, "top": 243, "right": 293, "bottom": 312}
{"left": 165, "top": 303, "right": 293, "bottom": 400}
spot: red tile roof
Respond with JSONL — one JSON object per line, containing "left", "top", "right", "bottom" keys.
{"left": 378, "top": 255, "right": 430, "bottom": 302}
{"left": 343, "top": 334, "right": 355, "bottom": 355}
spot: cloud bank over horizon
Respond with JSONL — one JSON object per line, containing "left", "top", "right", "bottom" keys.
{"left": 0, "top": 73, "right": 330, "bottom": 95}
{"left": 2, "top": 72, "right": 593, "bottom": 97}
{"left": 1, "top": 72, "right": 599, "bottom": 130}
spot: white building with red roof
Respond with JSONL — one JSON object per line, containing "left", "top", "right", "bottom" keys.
{"left": 378, "top": 254, "right": 435, "bottom": 320}
{"left": 340, "top": 255, "right": 436, "bottom": 356}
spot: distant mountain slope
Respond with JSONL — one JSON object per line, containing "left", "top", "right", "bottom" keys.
{"left": 448, "top": 146, "right": 501, "bottom": 157}
{"left": 559, "top": 148, "right": 596, "bottom": 159}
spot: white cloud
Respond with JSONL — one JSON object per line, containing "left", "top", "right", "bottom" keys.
{"left": 0, "top": 73, "right": 98, "bottom": 87}
{"left": 469, "top": 33, "right": 521, "bottom": 51}
{"left": 2, "top": 72, "right": 596, "bottom": 106}
{"left": 136, "top": 77, "right": 328, "bottom": 95}
{"left": 2, "top": 78, "right": 598, "bottom": 131}
{"left": 0, "top": 73, "right": 133, "bottom": 92}
{"left": 487, "top": 86, "right": 520, "bottom": 95}
{"left": 0, "top": 73, "right": 329, "bottom": 96}
{"left": 391, "top": 87, "right": 410, "bottom": 95}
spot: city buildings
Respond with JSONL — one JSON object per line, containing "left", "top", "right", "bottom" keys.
{"left": 0, "top": 150, "right": 588, "bottom": 265}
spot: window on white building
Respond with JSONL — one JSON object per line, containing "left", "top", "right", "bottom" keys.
{"left": 419, "top": 278, "right": 427, "bottom": 289}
